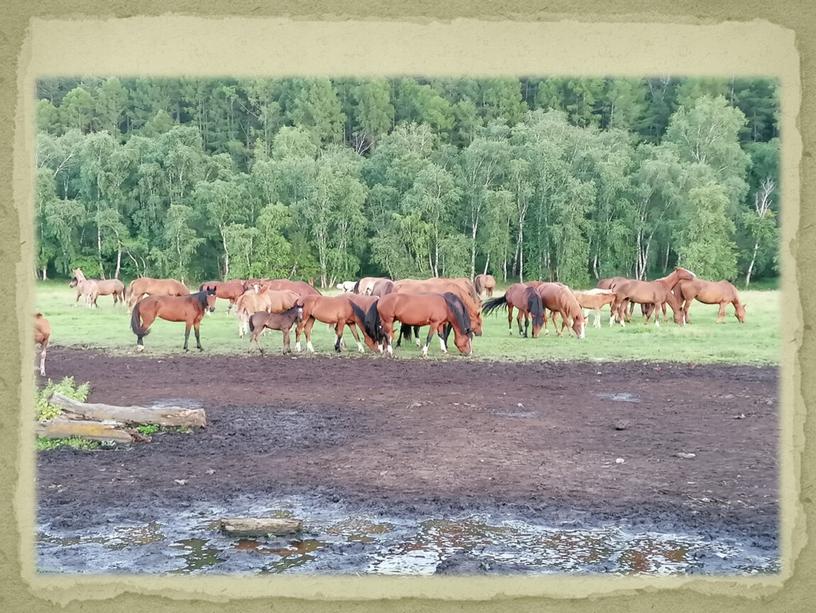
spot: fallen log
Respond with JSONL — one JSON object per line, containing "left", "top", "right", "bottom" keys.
{"left": 219, "top": 517, "right": 303, "bottom": 537}
{"left": 49, "top": 392, "right": 207, "bottom": 428}
{"left": 36, "top": 418, "right": 134, "bottom": 444}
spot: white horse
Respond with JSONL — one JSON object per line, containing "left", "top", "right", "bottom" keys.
{"left": 336, "top": 281, "right": 357, "bottom": 293}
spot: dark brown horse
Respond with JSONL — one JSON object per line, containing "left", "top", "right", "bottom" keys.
{"left": 676, "top": 279, "right": 746, "bottom": 323}
{"left": 359, "top": 292, "right": 473, "bottom": 357}
{"left": 130, "top": 287, "right": 217, "bottom": 352}
{"left": 535, "top": 284, "right": 586, "bottom": 339}
{"left": 474, "top": 274, "right": 497, "bottom": 298}
{"left": 612, "top": 267, "right": 695, "bottom": 326}
{"left": 247, "top": 305, "right": 303, "bottom": 354}
{"left": 234, "top": 289, "right": 302, "bottom": 337}
{"left": 295, "top": 295, "right": 366, "bottom": 353}
{"left": 34, "top": 313, "right": 51, "bottom": 376}
{"left": 198, "top": 279, "right": 248, "bottom": 314}
{"left": 482, "top": 283, "right": 545, "bottom": 338}
{"left": 126, "top": 277, "right": 189, "bottom": 309}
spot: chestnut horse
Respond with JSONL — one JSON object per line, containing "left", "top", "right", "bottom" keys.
{"left": 295, "top": 295, "right": 367, "bottom": 353}
{"left": 198, "top": 279, "right": 248, "bottom": 314}
{"left": 126, "top": 277, "right": 189, "bottom": 309}
{"left": 394, "top": 279, "right": 483, "bottom": 335}
{"left": 248, "top": 305, "right": 303, "bottom": 354}
{"left": 358, "top": 292, "right": 473, "bottom": 357}
{"left": 535, "top": 284, "right": 586, "bottom": 339}
{"left": 676, "top": 279, "right": 746, "bottom": 323}
{"left": 235, "top": 289, "right": 302, "bottom": 337}
{"left": 257, "top": 279, "right": 321, "bottom": 297}
{"left": 573, "top": 288, "right": 617, "bottom": 328}
{"left": 482, "top": 283, "right": 545, "bottom": 338}
{"left": 474, "top": 274, "right": 497, "bottom": 298}
{"left": 34, "top": 313, "right": 51, "bottom": 376}
{"left": 612, "top": 267, "right": 695, "bottom": 326}
{"left": 130, "top": 287, "right": 217, "bottom": 352}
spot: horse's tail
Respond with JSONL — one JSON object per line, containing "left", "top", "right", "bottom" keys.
{"left": 527, "top": 287, "right": 545, "bottom": 329}
{"left": 481, "top": 294, "right": 508, "bottom": 316}
{"left": 401, "top": 324, "right": 413, "bottom": 342}
{"left": 130, "top": 301, "right": 149, "bottom": 338}
{"left": 474, "top": 276, "right": 483, "bottom": 295}
{"left": 248, "top": 313, "right": 257, "bottom": 333}
{"left": 352, "top": 279, "right": 361, "bottom": 294}
{"left": 359, "top": 302, "right": 382, "bottom": 342}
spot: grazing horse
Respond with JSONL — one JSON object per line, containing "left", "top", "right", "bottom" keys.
{"left": 676, "top": 279, "right": 746, "bottom": 323}
{"left": 394, "top": 279, "right": 483, "bottom": 335}
{"left": 612, "top": 267, "right": 695, "bottom": 326}
{"left": 130, "top": 287, "right": 217, "bottom": 352}
{"left": 248, "top": 305, "right": 303, "bottom": 354}
{"left": 295, "top": 295, "right": 367, "bottom": 353}
{"left": 34, "top": 313, "right": 50, "bottom": 376}
{"left": 126, "top": 277, "right": 189, "bottom": 309}
{"left": 573, "top": 288, "right": 617, "bottom": 328}
{"left": 482, "top": 283, "right": 545, "bottom": 338}
{"left": 235, "top": 289, "right": 302, "bottom": 337}
{"left": 345, "top": 294, "right": 382, "bottom": 352}
{"left": 535, "top": 284, "right": 586, "bottom": 339}
{"left": 70, "top": 268, "right": 125, "bottom": 307}
{"left": 358, "top": 292, "right": 473, "bottom": 357}
{"left": 258, "top": 279, "right": 321, "bottom": 297}
{"left": 474, "top": 274, "right": 497, "bottom": 298}
{"left": 198, "top": 279, "right": 248, "bottom": 314}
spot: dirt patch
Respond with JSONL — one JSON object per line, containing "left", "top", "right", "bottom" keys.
{"left": 38, "top": 347, "right": 778, "bottom": 546}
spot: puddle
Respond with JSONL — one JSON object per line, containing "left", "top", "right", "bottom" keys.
{"left": 596, "top": 392, "right": 641, "bottom": 403}
{"left": 37, "top": 495, "right": 778, "bottom": 576}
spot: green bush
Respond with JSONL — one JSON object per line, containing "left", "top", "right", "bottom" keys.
{"left": 36, "top": 437, "right": 101, "bottom": 451}
{"left": 36, "top": 376, "right": 90, "bottom": 422}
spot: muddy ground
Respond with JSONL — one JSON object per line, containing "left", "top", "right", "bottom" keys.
{"left": 38, "top": 347, "right": 778, "bottom": 554}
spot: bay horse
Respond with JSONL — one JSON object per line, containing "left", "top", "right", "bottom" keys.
{"left": 573, "top": 288, "right": 617, "bottom": 328}
{"left": 676, "top": 279, "right": 746, "bottom": 323}
{"left": 295, "top": 295, "right": 367, "bottom": 353}
{"left": 248, "top": 305, "right": 303, "bottom": 354}
{"left": 535, "top": 284, "right": 586, "bottom": 339}
{"left": 198, "top": 279, "right": 248, "bottom": 314}
{"left": 474, "top": 274, "right": 497, "bottom": 298}
{"left": 130, "top": 287, "right": 217, "bottom": 352}
{"left": 34, "top": 313, "right": 51, "bottom": 376}
{"left": 70, "top": 268, "right": 125, "bottom": 307}
{"left": 358, "top": 292, "right": 473, "bottom": 357}
{"left": 611, "top": 267, "right": 695, "bottom": 326}
{"left": 482, "top": 283, "right": 545, "bottom": 338}
{"left": 235, "top": 289, "right": 302, "bottom": 337}
{"left": 126, "top": 277, "right": 189, "bottom": 309}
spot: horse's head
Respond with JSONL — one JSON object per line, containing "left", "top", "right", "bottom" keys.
{"left": 453, "top": 329, "right": 473, "bottom": 355}
{"left": 470, "top": 309, "right": 483, "bottom": 336}
{"left": 572, "top": 311, "right": 586, "bottom": 339}
{"left": 204, "top": 286, "right": 217, "bottom": 312}
{"left": 68, "top": 277, "right": 78, "bottom": 288}
{"left": 674, "top": 267, "right": 696, "bottom": 281}
{"left": 735, "top": 303, "right": 747, "bottom": 323}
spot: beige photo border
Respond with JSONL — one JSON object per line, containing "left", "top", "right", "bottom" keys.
{"left": 1, "top": 3, "right": 811, "bottom": 612}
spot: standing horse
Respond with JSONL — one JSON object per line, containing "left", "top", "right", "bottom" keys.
{"left": 474, "top": 274, "right": 497, "bottom": 298}
{"left": 295, "top": 295, "right": 367, "bottom": 353}
{"left": 71, "top": 268, "right": 125, "bottom": 307}
{"left": 611, "top": 267, "right": 695, "bottom": 326}
{"left": 235, "top": 289, "right": 302, "bottom": 337}
{"left": 248, "top": 305, "right": 303, "bottom": 354}
{"left": 130, "top": 287, "right": 217, "bottom": 352}
{"left": 345, "top": 294, "right": 382, "bottom": 352}
{"left": 482, "top": 283, "right": 545, "bottom": 338}
{"left": 358, "top": 292, "right": 473, "bottom": 357}
{"left": 573, "top": 289, "right": 617, "bottom": 328}
{"left": 535, "top": 284, "right": 586, "bottom": 339}
{"left": 198, "top": 279, "right": 248, "bottom": 314}
{"left": 126, "top": 277, "right": 189, "bottom": 309}
{"left": 394, "top": 279, "right": 483, "bottom": 335}
{"left": 676, "top": 279, "right": 746, "bottom": 323}
{"left": 34, "top": 313, "right": 51, "bottom": 376}
{"left": 258, "top": 279, "right": 321, "bottom": 297}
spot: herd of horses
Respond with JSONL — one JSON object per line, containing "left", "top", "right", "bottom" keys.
{"left": 33, "top": 267, "right": 748, "bottom": 375}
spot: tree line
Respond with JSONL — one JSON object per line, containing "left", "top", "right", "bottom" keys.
{"left": 35, "top": 76, "right": 779, "bottom": 288}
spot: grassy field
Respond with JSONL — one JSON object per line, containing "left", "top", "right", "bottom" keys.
{"left": 35, "top": 282, "right": 779, "bottom": 364}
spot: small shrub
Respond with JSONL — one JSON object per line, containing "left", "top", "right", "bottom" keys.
{"left": 136, "top": 424, "right": 160, "bottom": 436}
{"left": 36, "top": 376, "right": 90, "bottom": 422}
{"left": 36, "top": 437, "right": 101, "bottom": 451}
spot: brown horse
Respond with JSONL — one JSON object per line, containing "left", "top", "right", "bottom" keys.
{"left": 34, "top": 313, "right": 51, "bottom": 376}
{"left": 676, "top": 279, "right": 746, "bottom": 323}
{"left": 612, "top": 267, "right": 695, "bottom": 326}
{"left": 248, "top": 305, "right": 303, "bottom": 354}
{"left": 394, "top": 279, "right": 483, "bottom": 335}
{"left": 345, "top": 294, "right": 382, "bottom": 352}
{"left": 295, "top": 295, "right": 367, "bottom": 353}
{"left": 535, "top": 284, "right": 586, "bottom": 339}
{"left": 354, "top": 277, "right": 389, "bottom": 295}
{"left": 130, "top": 287, "right": 217, "bottom": 352}
{"left": 257, "top": 279, "right": 321, "bottom": 297}
{"left": 198, "top": 279, "right": 248, "bottom": 314}
{"left": 235, "top": 289, "right": 302, "bottom": 337}
{"left": 71, "top": 268, "right": 126, "bottom": 307}
{"left": 482, "top": 283, "right": 545, "bottom": 338}
{"left": 358, "top": 292, "right": 473, "bottom": 357}
{"left": 474, "top": 274, "right": 497, "bottom": 298}
{"left": 573, "top": 288, "right": 617, "bottom": 328}
{"left": 126, "top": 277, "right": 189, "bottom": 309}
{"left": 370, "top": 278, "right": 396, "bottom": 297}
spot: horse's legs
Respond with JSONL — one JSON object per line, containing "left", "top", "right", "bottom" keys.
{"left": 522, "top": 312, "right": 529, "bottom": 338}
{"left": 304, "top": 318, "right": 316, "bottom": 352}
{"left": 422, "top": 327, "right": 436, "bottom": 357}
{"left": 39, "top": 343, "right": 47, "bottom": 376}
{"left": 194, "top": 319, "right": 203, "bottom": 350}
{"left": 594, "top": 308, "right": 601, "bottom": 329}
{"left": 653, "top": 304, "right": 661, "bottom": 327}
{"left": 183, "top": 322, "right": 192, "bottom": 352}
{"left": 282, "top": 327, "right": 291, "bottom": 354}
{"left": 347, "top": 322, "right": 365, "bottom": 353}
{"left": 717, "top": 302, "right": 727, "bottom": 323}
{"left": 294, "top": 317, "right": 306, "bottom": 352}
{"left": 518, "top": 311, "right": 526, "bottom": 337}
{"left": 334, "top": 321, "right": 346, "bottom": 353}
{"left": 507, "top": 306, "right": 514, "bottom": 335}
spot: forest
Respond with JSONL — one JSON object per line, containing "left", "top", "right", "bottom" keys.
{"left": 34, "top": 76, "right": 780, "bottom": 288}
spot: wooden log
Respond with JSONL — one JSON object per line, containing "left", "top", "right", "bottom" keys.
{"left": 219, "top": 517, "right": 303, "bottom": 537}
{"left": 49, "top": 392, "right": 207, "bottom": 428}
{"left": 36, "top": 418, "right": 134, "bottom": 444}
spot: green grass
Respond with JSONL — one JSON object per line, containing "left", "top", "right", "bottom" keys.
{"left": 35, "top": 283, "right": 779, "bottom": 365}
{"left": 36, "top": 437, "right": 101, "bottom": 451}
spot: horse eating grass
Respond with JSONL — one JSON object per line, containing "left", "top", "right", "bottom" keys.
{"left": 675, "top": 279, "right": 746, "bottom": 323}
{"left": 535, "top": 284, "right": 586, "bottom": 339}
{"left": 248, "top": 306, "right": 303, "bottom": 354}
{"left": 573, "top": 288, "right": 617, "bottom": 328}
{"left": 34, "top": 313, "right": 50, "bottom": 376}
{"left": 611, "top": 267, "right": 694, "bottom": 327}
{"left": 130, "top": 287, "right": 217, "bottom": 352}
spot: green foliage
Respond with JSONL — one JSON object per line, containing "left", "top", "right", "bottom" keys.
{"left": 37, "top": 437, "right": 101, "bottom": 451}
{"left": 136, "top": 424, "right": 160, "bottom": 436}
{"left": 36, "top": 376, "right": 90, "bottom": 422}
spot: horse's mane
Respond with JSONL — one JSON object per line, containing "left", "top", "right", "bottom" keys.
{"left": 192, "top": 289, "right": 210, "bottom": 308}
{"left": 442, "top": 292, "right": 472, "bottom": 337}
{"left": 525, "top": 286, "right": 545, "bottom": 327}
{"left": 473, "top": 275, "right": 483, "bottom": 294}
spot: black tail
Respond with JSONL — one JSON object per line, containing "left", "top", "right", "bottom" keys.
{"left": 352, "top": 279, "right": 361, "bottom": 294}
{"left": 401, "top": 324, "right": 413, "bottom": 342}
{"left": 362, "top": 302, "right": 382, "bottom": 342}
{"left": 130, "top": 301, "right": 149, "bottom": 337}
{"left": 526, "top": 287, "right": 545, "bottom": 329}
{"left": 482, "top": 294, "right": 508, "bottom": 316}
{"left": 248, "top": 314, "right": 256, "bottom": 332}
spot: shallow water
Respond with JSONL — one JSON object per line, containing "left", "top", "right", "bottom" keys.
{"left": 37, "top": 495, "right": 778, "bottom": 576}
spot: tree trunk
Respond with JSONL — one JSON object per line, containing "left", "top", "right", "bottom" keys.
{"left": 745, "top": 240, "right": 760, "bottom": 287}
{"left": 518, "top": 223, "right": 524, "bottom": 283}
{"left": 114, "top": 244, "right": 122, "bottom": 279}
{"left": 42, "top": 267, "right": 47, "bottom": 280}
{"left": 49, "top": 392, "right": 207, "bottom": 428}
{"left": 220, "top": 227, "right": 230, "bottom": 279}
{"left": 219, "top": 518, "right": 302, "bottom": 537}
{"left": 36, "top": 418, "right": 134, "bottom": 444}
{"left": 483, "top": 252, "right": 490, "bottom": 276}
{"left": 97, "top": 225, "right": 106, "bottom": 279}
